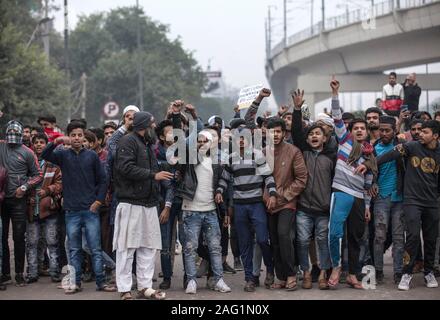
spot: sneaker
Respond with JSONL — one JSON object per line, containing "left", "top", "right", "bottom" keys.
{"left": 196, "top": 259, "right": 209, "bottom": 278}
{"left": 1, "top": 274, "right": 12, "bottom": 285}
{"left": 222, "top": 262, "right": 236, "bottom": 274}
{"left": 244, "top": 280, "right": 256, "bottom": 292}
{"left": 214, "top": 278, "right": 231, "bottom": 293}
{"left": 424, "top": 272, "right": 439, "bottom": 288}
{"left": 25, "top": 276, "right": 39, "bottom": 284}
{"left": 398, "top": 273, "right": 413, "bottom": 291}
{"left": 206, "top": 277, "right": 216, "bottom": 290}
{"left": 394, "top": 273, "right": 402, "bottom": 285}
{"left": 185, "top": 279, "right": 197, "bottom": 294}
{"left": 234, "top": 257, "right": 244, "bottom": 271}
{"left": 311, "top": 264, "right": 321, "bottom": 283}
{"left": 376, "top": 270, "right": 384, "bottom": 285}
{"left": 159, "top": 279, "right": 171, "bottom": 290}
{"left": 15, "top": 274, "right": 26, "bottom": 287}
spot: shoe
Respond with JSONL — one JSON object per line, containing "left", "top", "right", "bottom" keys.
{"left": 159, "top": 279, "right": 171, "bottom": 290}
{"left": 214, "top": 278, "right": 231, "bottom": 293}
{"left": 253, "top": 276, "right": 260, "bottom": 287}
{"left": 51, "top": 274, "right": 62, "bottom": 283}
{"left": 196, "top": 259, "right": 209, "bottom": 278}
{"left": 244, "top": 280, "right": 256, "bottom": 292}
{"left": 311, "top": 264, "right": 321, "bottom": 283}
{"left": 413, "top": 261, "right": 424, "bottom": 273}
{"left": 318, "top": 277, "right": 329, "bottom": 290}
{"left": 339, "top": 271, "right": 348, "bottom": 284}
{"left": 346, "top": 276, "right": 363, "bottom": 289}
{"left": 1, "top": 274, "right": 12, "bottom": 285}
{"left": 0, "top": 284, "right": 6, "bottom": 291}
{"left": 264, "top": 272, "right": 274, "bottom": 289}
{"left": 394, "top": 273, "right": 402, "bottom": 284}
{"left": 398, "top": 273, "right": 413, "bottom": 291}
{"left": 206, "top": 277, "right": 216, "bottom": 290}
{"left": 15, "top": 274, "right": 26, "bottom": 287}
{"left": 234, "top": 257, "right": 243, "bottom": 271}
{"left": 376, "top": 270, "right": 384, "bottom": 285}
{"left": 185, "top": 279, "right": 197, "bottom": 294}
{"left": 302, "top": 272, "right": 312, "bottom": 289}
{"left": 424, "top": 272, "right": 439, "bottom": 288}
{"left": 25, "top": 276, "right": 39, "bottom": 284}
{"left": 222, "top": 262, "right": 236, "bottom": 274}
{"left": 64, "top": 284, "right": 82, "bottom": 294}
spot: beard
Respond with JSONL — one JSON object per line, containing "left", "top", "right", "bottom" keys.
{"left": 367, "top": 123, "right": 379, "bottom": 131}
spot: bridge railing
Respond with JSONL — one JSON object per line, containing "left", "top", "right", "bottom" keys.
{"left": 271, "top": 0, "right": 439, "bottom": 57}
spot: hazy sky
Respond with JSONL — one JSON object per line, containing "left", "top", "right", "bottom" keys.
{"left": 53, "top": 0, "right": 439, "bottom": 112}
{"left": 52, "top": 0, "right": 355, "bottom": 89}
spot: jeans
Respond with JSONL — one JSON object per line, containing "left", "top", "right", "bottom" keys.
{"left": 182, "top": 210, "right": 223, "bottom": 282}
{"left": 268, "top": 209, "right": 296, "bottom": 281}
{"left": 373, "top": 197, "right": 404, "bottom": 274}
{"left": 329, "top": 192, "right": 365, "bottom": 274}
{"left": 402, "top": 204, "right": 439, "bottom": 275}
{"left": 65, "top": 210, "right": 105, "bottom": 288}
{"left": 26, "top": 215, "right": 59, "bottom": 278}
{"left": 234, "top": 203, "right": 274, "bottom": 282}
{"left": 160, "top": 203, "right": 179, "bottom": 280}
{"left": 2, "top": 197, "right": 27, "bottom": 275}
{"left": 296, "top": 211, "right": 331, "bottom": 271}
{"left": 81, "top": 228, "right": 116, "bottom": 270}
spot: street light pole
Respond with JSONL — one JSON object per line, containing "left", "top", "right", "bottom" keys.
{"left": 321, "top": 0, "right": 325, "bottom": 31}
{"left": 136, "top": 0, "right": 144, "bottom": 111}
{"left": 64, "top": 0, "right": 71, "bottom": 123}
{"left": 283, "top": 0, "right": 287, "bottom": 48}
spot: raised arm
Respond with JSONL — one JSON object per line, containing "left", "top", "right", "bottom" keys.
{"left": 330, "top": 77, "right": 348, "bottom": 141}
{"left": 244, "top": 88, "right": 271, "bottom": 128}
{"left": 291, "top": 89, "right": 307, "bottom": 151}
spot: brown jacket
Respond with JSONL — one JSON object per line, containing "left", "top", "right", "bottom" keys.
{"left": 27, "top": 161, "right": 62, "bottom": 221}
{"left": 264, "top": 142, "right": 308, "bottom": 213}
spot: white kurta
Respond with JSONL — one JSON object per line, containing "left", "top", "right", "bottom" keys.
{"left": 113, "top": 203, "right": 162, "bottom": 252}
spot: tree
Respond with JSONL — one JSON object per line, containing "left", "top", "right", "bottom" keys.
{"left": 68, "top": 7, "right": 205, "bottom": 126}
{"left": 0, "top": 1, "right": 69, "bottom": 128}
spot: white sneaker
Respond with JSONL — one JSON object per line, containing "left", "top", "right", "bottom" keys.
{"left": 424, "top": 272, "right": 439, "bottom": 288}
{"left": 214, "top": 278, "right": 231, "bottom": 293}
{"left": 398, "top": 273, "right": 413, "bottom": 291}
{"left": 185, "top": 279, "right": 197, "bottom": 294}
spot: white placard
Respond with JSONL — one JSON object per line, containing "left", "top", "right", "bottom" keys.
{"left": 237, "top": 84, "right": 263, "bottom": 110}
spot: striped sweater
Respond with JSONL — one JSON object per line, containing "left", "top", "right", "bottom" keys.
{"left": 217, "top": 149, "right": 277, "bottom": 204}
{"left": 331, "top": 96, "right": 373, "bottom": 208}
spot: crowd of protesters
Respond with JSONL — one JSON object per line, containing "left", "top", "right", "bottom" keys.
{"left": 0, "top": 72, "right": 439, "bottom": 299}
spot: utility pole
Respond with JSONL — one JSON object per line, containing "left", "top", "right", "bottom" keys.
{"left": 42, "top": 0, "right": 50, "bottom": 63}
{"left": 64, "top": 0, "right": 71, "bottom": 123}
{"left": 311, "top": 0, "right": 314, "bottom": 34}
{"left": 80, "top": 73, "right": 87, "bottom": 119}
{"left": 136, "top": 0, "right": 144, "bottom": 111}
{"left": 268, "top": 6, "right": 272, "bottom": 53}
{"left": 321, "top": 0, "right": 325, "bottom": 31}
{"left": 283, "top": 0, "right": 287, "bottom": 48}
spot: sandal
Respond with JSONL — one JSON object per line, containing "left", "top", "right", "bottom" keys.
{"left": 286, "top": 277, "right": 298, "bottom": 291}
{"left": 120, "top": 292, "right": 133, "bottom": 300}
{"left": 346, "top": 277, "right": 363, "bottom": 290}
{"left": 270, "top": 282, "right": 286, "bottom": 290}
{"left": 328, "top": 268, "right": 341, "bottom": 290}
{"left": 138, "top": 288, "right": 166, "bottom": 300}
{"left": 97, "top": 284, "right": 117, "bottom": 292}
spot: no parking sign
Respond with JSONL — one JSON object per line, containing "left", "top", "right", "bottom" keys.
{"left": 103, "top": 101, "right": 120, "bottom": 118}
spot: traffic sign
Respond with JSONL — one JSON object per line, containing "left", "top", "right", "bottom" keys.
{"left": 103, "top": 101, "right": 119, "bottom": 118}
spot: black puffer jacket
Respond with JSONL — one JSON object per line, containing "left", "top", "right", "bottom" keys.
{"left": 113, "top": 132, "right": 159, "bottom": 208}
